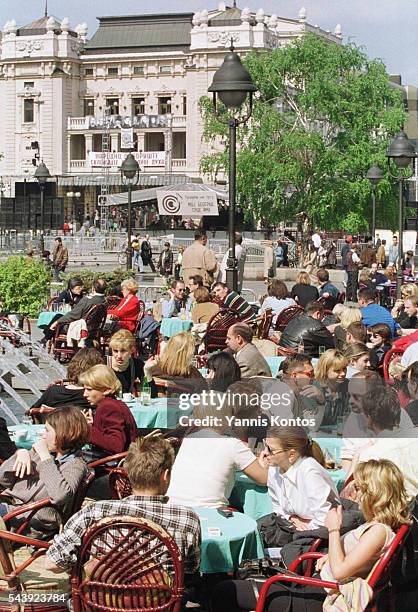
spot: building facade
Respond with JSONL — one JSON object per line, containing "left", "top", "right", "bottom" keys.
{"left": 0, "top": 4, "right": 345, "bottom": 222}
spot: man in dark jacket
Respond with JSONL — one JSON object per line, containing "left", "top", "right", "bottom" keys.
{"left": 279, "top": 301, "right": 334, "bottom": 357}
{"left": 141, "top": 234, "right": 156, "bottom": 272}
{"left": 49, "top": 278, "right": 106, "bottom": 331}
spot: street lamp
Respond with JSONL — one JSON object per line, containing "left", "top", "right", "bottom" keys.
{"left": 120, "top": 153, "right": 140, "bottom": 270}
{"left": 34, "top": 161, "right": 51, "bottom": 254}
{"left": 365, "top": 163, "right": 384, "bottom": 242}
{"left": 209, "top": 44, "right": 257, "bottom": 292}
{"left": 386, "top": 131, "right": 417, "bottom": 298}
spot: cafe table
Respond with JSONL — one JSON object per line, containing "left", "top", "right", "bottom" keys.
{"left": 8, "top": 424, "right": 45, "bottom": 450}
{"left": 36, "top": 311, "right": 60, "bottom": 329}
{"left": 194, "top": 507, "right": 264, "bottom": 574}
{"left": 125, "top": 397, "right": 193, "bottom": 429}
{"left": 160, "top": 318, "right": 193, "bottom": 338}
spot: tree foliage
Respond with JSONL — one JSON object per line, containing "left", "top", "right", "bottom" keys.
{"left": 199, "top": 34, "right": 406, "bottom": 230}
{"left": 0, "top": 256, "right": 50, "bottom": 316}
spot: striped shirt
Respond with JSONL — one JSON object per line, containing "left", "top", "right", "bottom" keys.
{"left": 223, "top": 291, "right": 256, "bottom": 322}
{"left": 46, "top": 495, "right": 201, "bottom": 574}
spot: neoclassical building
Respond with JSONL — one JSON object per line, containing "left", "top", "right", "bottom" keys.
{"left": 0, "top": 3, "right": 346, "bottom": 221}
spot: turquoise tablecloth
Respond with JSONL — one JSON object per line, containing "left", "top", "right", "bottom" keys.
{"left": 195, "top": 507, "right": 264, "bottom": 573}
{"left": 125, "top": 397, "right": 193, "bottom": 429}
{"left": 36, "top": 311, "right": 59, "bottom": 329}
{"left": 160, "top": 318, "right": 193, "bottom": 338}
{"left": 8, "top": 424, "right": 45, "bottom": 450}
{"left": 230, "top": 473, "right": 272, "bottom": 521}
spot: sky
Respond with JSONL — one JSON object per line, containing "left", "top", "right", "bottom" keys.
{"left": 1, "top": 1, "right": 417, "bottom": 84}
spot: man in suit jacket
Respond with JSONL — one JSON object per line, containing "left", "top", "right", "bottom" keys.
{"left": 50, "top": 278, "right": 107, "bottom": 331}
{"left": 226, "top": 323, "right": 272, "bottom": 378}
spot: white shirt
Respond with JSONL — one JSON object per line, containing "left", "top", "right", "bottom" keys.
{"left": 267, "top": 456, "right": 339, "bottom": 529}
{"left": 259, "top": 297, "right": 297, "bottom": 326}
{"left": 312, "top": 233, "right": 322, "bottom": 249}
{"left": 167, "top": 429, "right": 256, "bottom": 508}
{"left": 401, "top": 342, "right": 418, "bottom": 367}
{"left": 357, "top": 437, "right": 418, "bottom": 500}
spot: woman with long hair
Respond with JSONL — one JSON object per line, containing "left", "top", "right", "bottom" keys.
{"left": 206, "top": 351, "right": 241, "bottom": 392}
{"left": 80, "top": 364, "right": 138, "bottom": 456}
{"left": 0, "top": 406, "right": 89, "bottom": 538}
{"left": 291, "top": 271, "right": 319, "bottom": 307}
{"left": 314, "top": 349, "right": 349, "bottom": 426}
{"left": 144, "top": 332, "right": 203, "bottom": 380}
{"left": 212, "top": 459, "right": 411, "bottom": 611}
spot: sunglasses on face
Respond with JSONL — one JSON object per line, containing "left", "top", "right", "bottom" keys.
{"left": 263, "top": 440, "right": 286, "bottom": 456}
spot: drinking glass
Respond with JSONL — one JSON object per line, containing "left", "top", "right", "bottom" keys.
{"left": 319, "top": 346, "right": 326, "bottom": 356}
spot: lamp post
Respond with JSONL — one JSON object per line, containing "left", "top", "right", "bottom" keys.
{"left": 208, "top": 44, "right": 257, "bottom": 292}
{"left": 120, "top": 153, "right": 140, "bottom": 270}
{"left": 34, "top": 161, "right": 51, "bottom": 254}
{"left": 386, "top": 131, "right": 417, "bottom": 298}
{"left": 365, "top": 164, "right": 384, "bottom": 243}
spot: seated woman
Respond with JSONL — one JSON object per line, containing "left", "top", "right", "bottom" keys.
{"left": 144, "top": 332, "right": 204, "bottom": 396}
{"left": 109, "top": 329, "right": 144, "bottom": 395}
{"left": 41, "top": 277, "right": 85, "bottom": 344}
{"left": 344, "top": 342, "right": 371, "bottom": 378}
{"left": 258, "top": 426, "right": 340, "bottom": 543}
{"left": 212, "top": 459, "right": 411, "bottom": 612}
{"left": 30, "top": 347, "right": 104, "bottom": 418}
{"left": 291, "top": 271, "right": 318, "bottom": 308}
{"left": 167, "top": 393, "right": 267, "bottom": 508}
{"left": 314, "top": 349, "right": 348, "bottom": 427}
{"left": 333, "top": 305, "right": 362, "bottom": 350}
{"left": 106, "top": 278, "right": 140, "bottom": 333}
{"left": 206, "top": 351, "right": 241, "bottom": 393}
{"left": 0, "top": 406, "right": 89, "bottom": 539}
{"left": 80, "top": 364, "right": 138, "bottom": 457}
{"left": 260, "top": 279, "right": 297, "bottom": 329}
{"left": 191, "top": 286, "right": 219, "bottom": 324}
{"left": 367, "top": 323, "right": 392, "bottom": 371}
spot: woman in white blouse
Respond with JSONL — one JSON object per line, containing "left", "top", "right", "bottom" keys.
{"left": 167, "top": 393, "right": 267, "bottom": 508}
{"left": 259, "top": 279, "right": 297, "bottom": 330}
{"left": 259, "top": 425, "right": 339, "bottom": 531}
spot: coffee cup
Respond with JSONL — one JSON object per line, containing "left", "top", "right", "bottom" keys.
{"left": 123, "top": 393, "right": 133, "bottom": 401}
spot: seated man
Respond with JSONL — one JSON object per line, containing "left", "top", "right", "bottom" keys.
{"left": 394, "top": 297, "right": 418, "bottom": 330}
{"left": 405, "top": 362, "right": 418, "bottom": 425}
{"left": 317, "top": 269, "right": 339, "bottom": 301}
{"left": 212, "top": 282, "right": 257, "bottom": 323}
{"left": 161, "top": 279, "right": 193, "bottom": 318}
{"left": 187, "top": 274, "right": 204, "bottom": 300}
{"left": 348, "top": 384, "right": 418, "bottom": 501}
{"left": 49, "top": 278, "right": 107, "bottom": 338}
{"left": 279, "top": 300, "right": 334, "bottom": 357}
{"left": 345, "top": 321, "right": 368, "bottom": 345}
{"left": 226, "top": 323, "right": 271, "bottom": 378}
{"left": 358, "top": 287, "right": 399, "bottom": 338}
{"left": 45, "top": 436, "right": 201, "bottom": 580}
{"left": 279, "top": 354, "right": 325, "bottom": 429}
{"left": 370, "top": 262, "right": 388, "bottom": 286}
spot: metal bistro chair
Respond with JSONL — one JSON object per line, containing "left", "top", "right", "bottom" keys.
{"left": 255, "top": 523, "right": 412, "bottom": 612}
{"left": 70, "top": 516, "right": 184, "bottom": 612}
{"left": 383, "top": 347, "right": 404, "bottom": 383}
{"left": 274, "top": 306, "right": 303, "bottom": 333}
{"left": 252, "top": 308, "right": 274, "bottom": 340}
{"left": 52, "top": 303, "right": 107, "bottom": 362}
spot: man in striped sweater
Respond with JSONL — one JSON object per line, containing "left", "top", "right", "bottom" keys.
{"left": 213, "top": 282, "right": 257, "bottom": 323}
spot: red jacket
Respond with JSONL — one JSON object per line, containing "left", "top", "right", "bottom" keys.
{"left": 107, "top": 294, "right": 141, "bottom": 333}
{"left": 89, "top": 397, "right": 138, "bottom": 455}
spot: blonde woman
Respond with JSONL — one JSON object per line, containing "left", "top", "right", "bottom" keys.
{"left": 109, "top": 329, "right": 143, "bottom": 395}
{"left": 106, "top": 278, "right": 140, "bottom": 333}
{"left": 80, "top": 364, "right": 138, "bottom": 456}
{"left": 334, "top": 305, "right": 362, "bottom": 349}
{"left": 314, "top": 349, "right": 349, "bottom": 426}
{"left": 211, "top": 459, "right": 411, "bottom": 611}
{"left": 344, "top": 342, "right": 370, "bottom": 378}
{"left": 291, "top": 270, "right": 319, "bottom": 307}
{"left": 144, "top": 332, "right": 203, "bottom": 382}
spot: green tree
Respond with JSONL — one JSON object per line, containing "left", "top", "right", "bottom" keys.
{"left": 199, "top": 34, "right": 406, "bottom": 230}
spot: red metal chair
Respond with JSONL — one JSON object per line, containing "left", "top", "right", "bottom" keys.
{"left": 383, "top": 347, "right": 404, "bottom": 382}
{"left": 0, "top": 315, "right": 32, "bottom": 347}
{"left": 255, "top": 523, "right": 412, "bottom": 612}
{"left": 70, "top": 515, "right": 184, "bottom": 612}
{"left": 253, "top": 308, "right": 274, "bottom": 339}
{"left": 52, "top": 303, "right": 107, "bottom": 362}
{"left": 204, "top": 307, "right": 243, "bottom": 353}
{"left": 275, "top": 345, "right": 297, "bottom": 357}
{"left": 274, "top": 306, "right": 303, "bottom": 332}
{"left": 108, "top": 466, "right": 132, "bottom": 500}
{"left": 87, "top": 451, "right": 128, "bottom": 473}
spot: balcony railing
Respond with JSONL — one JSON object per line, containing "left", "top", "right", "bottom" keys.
{"left": 68, "top": 115, "right": 187, "bottom": 131}
{"left": 69, "top": 159, "right": 187, "bottom": 172}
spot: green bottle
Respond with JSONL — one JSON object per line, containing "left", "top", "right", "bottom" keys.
{"left": 141, "top": 378, "right": 151, "bottom": 406}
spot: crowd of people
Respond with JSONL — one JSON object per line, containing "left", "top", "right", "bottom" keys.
{"left": 0, "top": 229, "right": 417, "bottom": 611}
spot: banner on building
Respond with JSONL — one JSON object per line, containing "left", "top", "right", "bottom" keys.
{"left": 88, "top": 151, "right": 166, "bottom": 168}
{"left": 88, "top": 115, "right": 170, "bottom": 130}
{"left": 157, "top": 191, "right": 219, "bottom": 216}
{"left": 121, "top": 128, "right": 134, "bottom": 149}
